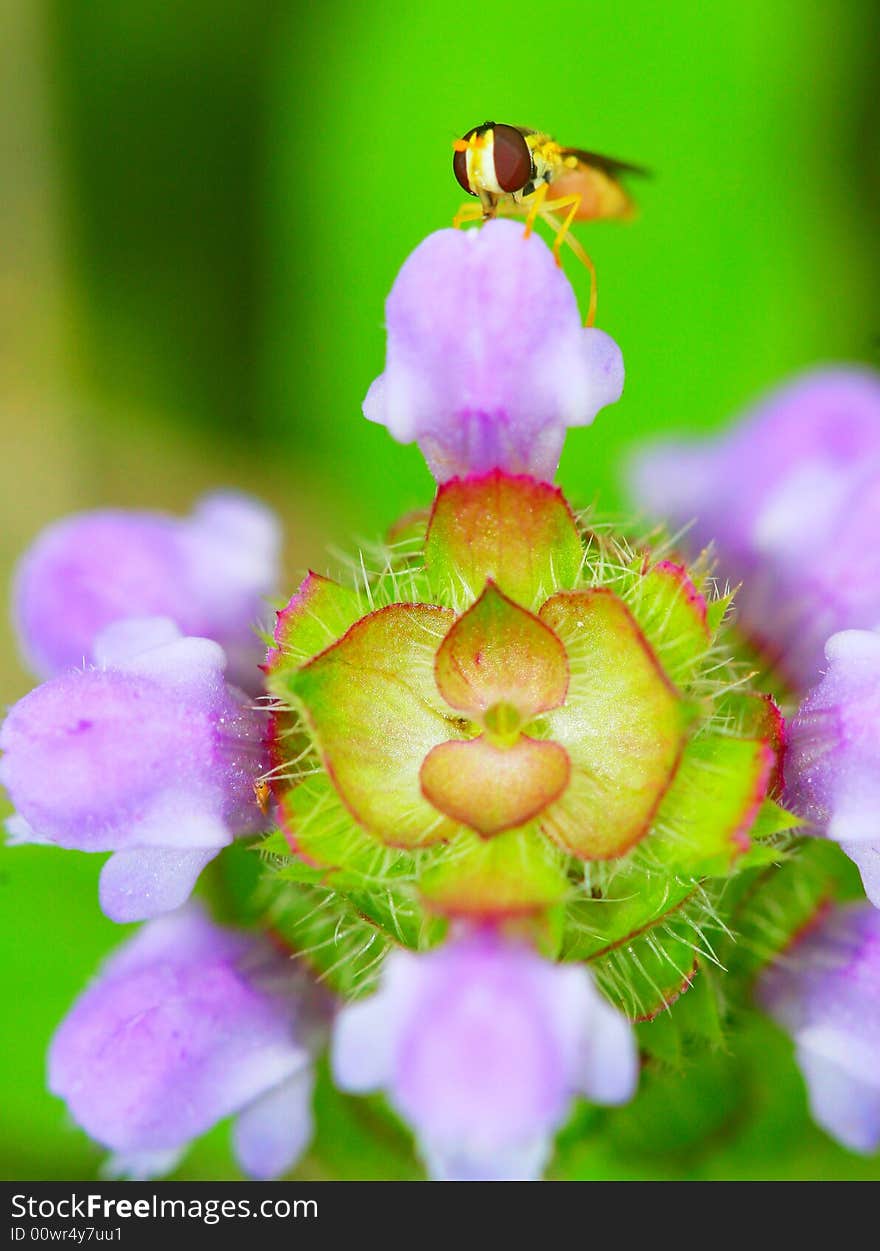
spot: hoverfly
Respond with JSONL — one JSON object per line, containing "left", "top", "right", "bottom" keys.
{"left": 452, "top": 121, "right": 647, "bottom": 325}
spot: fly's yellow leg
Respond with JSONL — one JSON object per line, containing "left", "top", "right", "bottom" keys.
{"left": 539, "top": 197, "right": 598, "bottom": 327}
{"left": 452, "top": 201, "right": 485, "bottom": 230}
{"left": 521, "top": 181, "right": 548, "bottom": 236}
{"left": 544, "top": 194, "right": 583, "bottom": 265}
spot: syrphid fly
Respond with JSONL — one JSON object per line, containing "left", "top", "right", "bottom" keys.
{"left": 452, "top": 122, "right": 647, "bottom": 324}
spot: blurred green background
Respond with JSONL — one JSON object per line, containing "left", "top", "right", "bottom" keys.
{"left": 2, "top": 0, "right": 879, "bottom": 1180}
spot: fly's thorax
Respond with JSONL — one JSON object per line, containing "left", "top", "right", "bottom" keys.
{"left": 527, "top": 138, "right": 557, "bottom": 181}
{"left": 507, "top": 137, "right": 558, "bottom": 205}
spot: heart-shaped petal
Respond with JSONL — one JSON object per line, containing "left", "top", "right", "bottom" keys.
{"left": 420, "top": 735, "right": 570, "bottom": 837}
{"left": 291, "top": 604, "right": 461, "bottom": 848}
{"left": 537, "top": 589, "right": 684, "bottom": 859}
{"left": 425, "top": 470, "right": 583, "bottom": 610}
{"left": 435, "top": 581, "right": 569, "bottom": 725}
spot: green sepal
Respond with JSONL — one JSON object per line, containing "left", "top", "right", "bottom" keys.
{"left": 716, "top": 690, "right": 787, "bottom": 795}
{"left": 270, "top": 776, "right": 418, "bottom": 884}
{"left": 264, "top": 571, "right": 364, "bottom": 691}
{"left": 749, "top": 799, "right": 802, "bottom": 841}
{"left": 434, "top": 580, "right": 569, "bottom": 720}
{"left": 560, "top": 867, "right": 709, "bottom": 1020}
{"left": 561, "top": 868, "right": 698, "bottom": 963}
{"left": 345, "top": 885, "right": 447, "bottom": 952}
{"left": 636, "top": 968, "right": 726, "bottom": 1068}
{"left": 705, "top": 588, "right": 736, "bottom": 634}
{"left": 649, "top": 733, "right": 774, "bottom": 875}
{"left": 537, "top": 589, "right": 685, "bottom": 859}
{"left": 420, "top": 734, "right": 571, "bottom": 838}
{"left": 621, "top": 560, "right": 712, "bottom": 686}
{"left": 728, "top": 800, "right": 802, "bottom": 871}
{"left": 720, "top": 838, "right": 864, "bottom": 984}
{"left": 418, "top": 826, "right": 570, "bottom": 917}
{"left": 266, "top": 881, "right": 390, "bottom": 998}
{"left": 265, "top": 775, "right": 451, "bottom": 950}
{"left": 424, "top": 470, "right": 583, "bottom": 611}
{"left": 595, "top": 932, "right": 699, "bottom": 1022}
{"left": 287, "top": 603, "right": 461, "bottom": 848}
{"left": 265, "top": 878, "right": 444, "bottom": 999}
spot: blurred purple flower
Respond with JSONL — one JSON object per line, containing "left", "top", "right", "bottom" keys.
{"left": 784, "top": 629, "right": 880, "bottom": 907}
{"left": 627, "top": 368, "right": 880, "bottom": 690}
{"left": 0, "top": 617, "right": 267, "bottom": 922}
{"left": 49, "top": 906, "right": 323, "bottom": 1179}
{"left": 759, "top": 903, "right": 880, "bottom": 1154}
{"left": 14, "top": 491, "right": 280, "bottom": 694}
{"left": 363, "top": 220, "right": 624, "bottom": 482}
{"left": 332, "top": 927, "right": 637, "bottom": 1180}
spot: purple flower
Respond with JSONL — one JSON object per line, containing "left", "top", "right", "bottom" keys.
{"left": 628, "top": 368, "right": 880, "bottom": 690}
{"left": 758, "top": 903, "right": 880, "bottom": 1154}
{"left": 363, "top": 220, "right": 624, "bottom": 482}
{"left": 0, "top": 617, "right": 268, "bottom": 922}
{"left": 49, "top": 906, "right": 323, "bottom": 1178}
{"left": 332, "top": 927, "right": 638, "bottom": 1180}
{"left": 13, "top": 491, "right": 280, "bottom": 694}
{"left": 784, "top": 629, "right": 880, "bottom": 907}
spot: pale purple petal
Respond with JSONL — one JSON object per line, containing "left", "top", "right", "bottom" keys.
{"left": 758, "top": 903, "right": 880, "bottom": 1153}
{"left": 331, "top": 928, "right": 637, "bottom": 1180}
{"left": 573, "top": 985, "right": 640, "bottom": 1105}
{"left": 364, "top": 220, "right": 624, "bottom": 482}
{"left": 525, "top": 960, "right": 638, "bottom": 1106}
{"left": 627, "top": 367, "right": 880, "bottom": 690}
{"left": 48, "top": 906, "right": 320, "bottom": 1178}
{"left": 4, "top": 814, "right": 49, "bottom": 846}
{"left": 101, "top": 905, "right": 252, "bottom": 973}
{"left": 102, "top": 1148, "right": 185, "bottom": 1181}
{"left": 99, "top": 847, "right": 221, "bottom": 924}
{"left": 795, "top": 1033, "right": 880, "bottom": 1154}
{"left": 391, "top": 948, "right": 569, "bottom": 1153}
{"left": 232, "top": 1067, "right": 315, "bottom": 1180}
{"left": 842, "top": 841, "right": 880, "bottom": 909}
{"left": 331, "top": 953, "right": 423, "bottom": 1093}
{"left": 627, "top": 442, "right": 719, "bottom": 536}
{"left": 92, "top": 617, "right": 182, "bottom": 666}
{"left": 423, "top": 1137, "right": 553, "bottom": 1183}
{"left": 13, "top": 491, "right": 280, "bottom": 693}
{"left": 0, "top": 619, "right": 267, "bottom": 919}
{"left": 180, "top": 493, "right": 281, "bottom": 691}
{"left": 784, "top": 630, "right": 880, "bottom": 867}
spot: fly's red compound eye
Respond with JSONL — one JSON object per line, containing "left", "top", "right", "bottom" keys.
{"left": 491, "top": 124, "right": 532, "bottom": 193}
{"left": 453, "top": 127, "right": 478, "bottom": 196}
